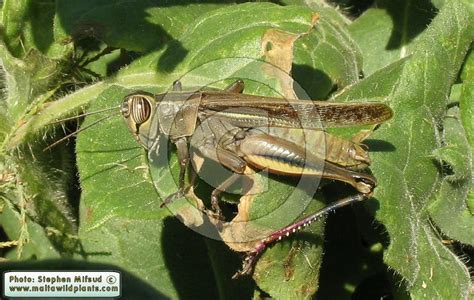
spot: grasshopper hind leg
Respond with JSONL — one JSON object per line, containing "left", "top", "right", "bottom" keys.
{"left": 233, "top": 193, "right": 368, "bottom": 278}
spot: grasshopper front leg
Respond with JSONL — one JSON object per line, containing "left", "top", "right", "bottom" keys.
{"left": 161, "top": 136, "right": 191, "bottom": 206}
{"left": 193, "top": 143, "right": 250, "bottom": 217}
{"left": 162, "top": 79, "right": 245, "bottom": 207}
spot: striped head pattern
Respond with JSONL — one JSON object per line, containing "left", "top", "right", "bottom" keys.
{"left": 121, "top": 92, "right": 158, "bottom": 148}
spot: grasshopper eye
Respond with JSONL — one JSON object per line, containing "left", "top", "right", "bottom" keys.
{"left": 127, "top": 94, "right": 152, "bottom": 125}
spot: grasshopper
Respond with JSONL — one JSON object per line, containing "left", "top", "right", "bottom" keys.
{"left": 121, "top": 79, "right": 391, "bottom": 201}
{"left": 118, "top": 79, "right": 392, "bottom": 276}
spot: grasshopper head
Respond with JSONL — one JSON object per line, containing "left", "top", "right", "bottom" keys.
{"left": 121, "top": 92, "right": 160, "bottom": 149}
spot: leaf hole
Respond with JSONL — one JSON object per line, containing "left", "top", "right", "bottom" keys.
{"left": 265, "top": 41, "right": 273, "bottom": 52}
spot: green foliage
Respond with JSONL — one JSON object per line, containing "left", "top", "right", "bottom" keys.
{"left": 0, "top": 0, "right": 473, "bottom": 299}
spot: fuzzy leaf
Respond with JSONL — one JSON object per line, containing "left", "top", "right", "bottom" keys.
{"left": 336, "top": 0, "right": 473, "bottom": 298}
{"left": 349, "top": 0, "right": 437, "bottom": 75}
{"left": 1, "top": 0, "right": 72, "bottom": 59}
{"left": 0, "top": 203, "right": 61, "bottom": 260}
{"left": 0, "top": 1, "right": 79, "bottom": 260}
{"left": 56, "top": 0, "right": 247, "bottom": 53}
{"left": 429, "top": 108, "right": 474, "bottom": 245}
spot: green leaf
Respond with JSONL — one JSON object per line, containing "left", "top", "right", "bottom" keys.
{"left": 56, "top": 0, "right": 246, "bottom": 53}
{"left": 0, "top": 5, "right": 112, "bottom": 257}
{"left": 277, "top": 0, "right": 352, "bottom": 28}
{"left": 460, "top": 50, "right": 474, "bottom": 155}
{"left": 431, "top": 0, "right": 445, "bottom": 9}
{"left": 2, "top": 81, "right": 109, "bottom": 151}
{"left": 1, "top": 0, "right": 72, "bottom": 59}
{"left": 429, "top": 107, "right": 474, "bottom": 245}
{"left": 113, "top": 3, "right": 361, "bottom": 97}
{"left": 429, "top": 28, "right": 474, "bottom": 244}
{"left": 336, "top": 0, "right": 473, "bottom": 297}
{"left": 315, "top": 205, "right": 407, "bottom": 299}
{"left": 0, "top": 141, "right": 78, "bottom": 258}
{"left": 0, "top": 203, "right": 61, "bottom": 260}
{"left": 459, "top": 48, "right": 474, "bottom": 220}
{"left": 0, "top": 0, "right": 80, "bottom": 264}
{"left": 349, "top": 0, "right": 437, "bottom": 75}
{"left": 0, "top": 45, "right": 60, "bottom": 122}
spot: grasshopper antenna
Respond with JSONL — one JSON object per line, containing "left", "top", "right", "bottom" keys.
{"left": 48, "top": 106, "right": 121, "bottom": 125}
{"left": 43, "top": 113, "right": 117, "bottom": 152}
